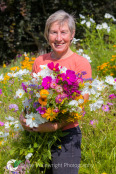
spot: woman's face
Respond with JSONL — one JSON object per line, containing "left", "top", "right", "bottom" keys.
{"left": 48, "top": 21, "right": 74, "bottom": 55}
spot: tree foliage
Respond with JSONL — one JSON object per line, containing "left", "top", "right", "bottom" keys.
{"left": 0, "top": 0, "right": 116, "bottom": 65}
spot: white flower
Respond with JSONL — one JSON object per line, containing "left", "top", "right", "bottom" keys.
{"left": 68, "top": 100, "right": 82, "bottom": 112}
{"left": 15, "top": 89, "right": 25, "bottom": 98}
{"left": 79, "top": 14, "right": 85, "bottom": 19}
{"left": 0, "top": 74, "right": 4, "bottom": 81}
{"left": 96, "top": 80, "right": 107, "bottom": 91}
{"left": 59, "top": 66, "right": 67, "bottom": 73}
{"left": 96, "top": 24, "right": 102, "bottom": 30}
{"left": 40, "top": 64, "right": 48, "bottom": 70}
{"left": 90, "top": 18, "right": 95, "bottom": 23}
{"left": 81, "top": 20, "right": 86, "bottom": 24}
{"left": 89, "top": 98, "right": 104, "bottom": 111}
{"left": 82, "top": 80, "right": 98, "bottom": 95}
{"left": 14, "top": 123, "right": 24, "bottom": 131}
{"left": 5, "top": 116, "right": 15, "bottom": 121}
{"left": 102, "top": 22, "right": 108, "bottom": 29}
{"left": 86, "top": 21, "right": 91, "bottom": 28}
{"left": 25, "top": 112, "right": 47, "bottom": 128}
{"left": 7, "top": 159, "right": 18, "bottom": 172}
{"left": 7, "top": 73, "right": 15, "bottom": 77}
{"left": 25, "top": 153, "right": 33, "bottom": 160}
{"left": 105, "top": 75, "right": 116, "bottom": 85}
{"left": 104, "top": 13, "right": 113, "bottom": 19}
{"left": 4, "top": 122, "right": 14, "bottom": 129}
{"left": 72, "top": 38, "right": 80, "bottom": 44}
{"left": 107, "top": 27, "right": 110, "bottom": 33}
{"left": 0, "top": 132, "right": 9, "bottom": 138}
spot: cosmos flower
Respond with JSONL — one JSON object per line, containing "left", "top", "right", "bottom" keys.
{"left": 36, "top": 106, "right": 46, "bottom": 114}
{"left": 0, "top": 121, "right": 4, "bottom": 126}
{"left": 64, "top": 70, "right": 76, "bottom": 85}
{"left": 90, "top": 119, "right": 98, "bottom": 128}
{"left": 0, "top": 89, "right": 2, "bottom": 95}
{"left": 102, "top": 105, "right": 110, "bottom": 112}
{"left": 6, "top": 159, "right": 18, "bottom": 172}
{"left": 109, "top": 94, "right": 116, "bottom": 99}
{"left": 47, "top": 62, "right": 59, "bottom": 71}
{"left": 42, "top": 76, "right": 52, "bottom": 89}
{"left": 9, "top": 104, "right": 19, "bottom": 112}
{"left": 22, "top": 83, "right": 27, "bottom": 93}
{"left": 15, "top": 89, "right": 25, "bottom": 98}
{"left": 50, "top": 80, "right": 57, "bottom": 88}
{"left": 55, "top": 85, "right": 63, "bottom": 93}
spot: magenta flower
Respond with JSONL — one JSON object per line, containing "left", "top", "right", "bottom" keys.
{"left": 90, "top": 119, "right": 98, "bottom": 128}
{"left": 0, "top": 121, "right": 4, "bottom": 126}
{"left": 36, "top": 106, "right": 46, "bottom": 114}
{"left": 64, "top": 70, "right": 76, "bottom": 85}
{"left": 55, "top": 94, "right": 63, "bottom": 103}
{"left": 76, "top": 77, "right": 83, "bottom": 84}
{"left": 9, "top": 104, "right": 19, "bottom": 112}
{"left": 22, "top": 83, "right": 27, "bottom": 93}
{"left": 56, "top": 73, "right": 65, "bottom": 83}
{"left": 109, "top": 94, "right": 116, "bottom": 99}
{"left": 55, "top": 85, "right": 63, "bottom": 93}
{"left": 102, "top": 105, "right": 110, "bottom": 112}
{"left": 42, "top": 76, "right": 52, "bottom": 89}
{"left": 50, "top": 80, "right": 57, "bottom": 89}
{"left": 0, "top": 89, "right": 2, "bottom": 95}
{"left": 47, "top": 62, "right": 59, "bottom": 71}
{"left": 53, "top": 108, "right": 59, "bottom": 113}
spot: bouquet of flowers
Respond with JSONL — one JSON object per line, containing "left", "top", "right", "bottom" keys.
{"left": 13, "top": 62, "right": 89, "bottom": 173}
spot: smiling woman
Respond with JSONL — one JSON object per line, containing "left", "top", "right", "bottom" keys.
{"left": 19, "top": 10, "right": 92, "bottom": 174}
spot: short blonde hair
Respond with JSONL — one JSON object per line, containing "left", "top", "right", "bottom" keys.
{"left": 44, "top": 10, "right": 75, "bottom": 42}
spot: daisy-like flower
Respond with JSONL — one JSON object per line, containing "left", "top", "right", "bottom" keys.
{"left": 0, "top": 121, "right": 4, "bottom": 126}
{"left": 82, "top": 80, "right": 98, "bottom": 95}
{"left": 36, "top": 106, "right": 46, "bottom": 114}
{"left": 109, "top": 94, "right": 116, "bottom": 99}
{"left": 102, "top": 105, "right": 110, "bottom": 112}
{"left": 96, "top": 80, "right": 107, "bottom": 91}
{"left": 64, "top": 70, "right": 76, "bottom": 85}
{"left": 90, "top": 119, "right": 98, "bottom": 128}
{"left": 22, "top": 82, "right": 27, "bottom": 93}
{"left": 55, "top": 85, "right": 63, "bottom": 93}
{"left": 59, "top": 66, "right": 67, "bottom": 74}
{"left": 15, "top": 89, "right": 25, "bottom": 98}
{"left": 5, "top": 116, "right": 15, "bottom": 121}
{"left": 47, "top": 62, "right": 59, "bottom": 71}
{"left": 79, "top": 14, "right": 85, "bottom": 19}
{"left": 42, "top": 108, "right": 58, "bottom": 121}
{"left": 38, "top": 97, "right": 47, "bottom": 106}
{"left": 9, "top": 104, "right": 19, "bottom": 112}
{"left": 50, "top": 80, "right": 57, "bottom": 89}
{"left": 40, "top": 89, "right": 49, "bottom": 98}
{"left": 105, "top": 75, "right": 115, "bottom": 85}
{"left": 6, "top": 159, "right": 18, "bottom": 172}
{"left": 86, "top": 21, "right": 91, "bottom": 28}
{"left": 68, "top": 100, "right": 82, "bottom": 112}
{"left": 55, "top": 94, "right": 63, "bottom": 103}
{"left": 42, "top": 76, "right": 52, "bottom": 89}
{"left": 25, "top": 112, "right": 47, "bottom": 128}
{"left": 89, "top": 98, "right": 104, "bottom": 111}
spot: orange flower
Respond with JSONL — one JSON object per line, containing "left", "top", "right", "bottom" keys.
{"left": 42, "top": 108, "right": 58, "bottom": 121}
{"left": 40, "top": 89, "right": 49, "bottom": 98}
{"left": 38, "top": 97, "right": 47, "bottom": 106}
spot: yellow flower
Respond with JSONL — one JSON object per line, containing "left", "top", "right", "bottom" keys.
{"left": 3, "top": 64, "right": 6, "bottom": 68}
{"left": 61, "top": 109, "right": 67, "bottom": 114}
{"left": 58, "top": 145, "right": 61, "bottom": 149}
{"left": 10, "top": 66, "right": 20, "bottom": 71}
{"left": 75, "top": 95, "right": 83, "bottom": 101}
{"left": 112, "top": 55, "right": 116, "bottom": 57}
{"left": 102, "top": 173, "right": 107, "bottom": 174}
{"left": 42, "top": 108, "right": 58, "bottom": 121}
{"left": 40, "top": 89, "right": 49, "bottom": 98}
{"left": 38, "top": 97, "right": 47, "bottom": 106}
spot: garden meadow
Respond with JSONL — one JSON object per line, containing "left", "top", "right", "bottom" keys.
{"left": 0, "top": 13, "right": 116, "bottom": 174}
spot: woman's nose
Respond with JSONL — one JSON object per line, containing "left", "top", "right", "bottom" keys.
{"left": 56, "top": 32, "right": 62, "bottom": 41}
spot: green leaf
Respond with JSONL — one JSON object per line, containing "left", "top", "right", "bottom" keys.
{"left": 14, "top": 160, "right": 22, "bottom": 168}
{"left": 34, "top": 142, "right": 38, "bottom": 148}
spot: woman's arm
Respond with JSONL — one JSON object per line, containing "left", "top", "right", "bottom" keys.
{"left": 19, "top": 113, "right": 67, "bottom": 132}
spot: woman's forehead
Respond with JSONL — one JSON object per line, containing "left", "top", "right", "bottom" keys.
{"left": 50, "top": 21, "right": 70, "bottom": 30}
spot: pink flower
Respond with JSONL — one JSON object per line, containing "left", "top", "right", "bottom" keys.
{"left": 56, "top": 73, "right": 65, "bottom": 83}
{"left": 0, "top": 121, "right": 4, "bottom": 126}
{"left": 55, "top": 85, "right": 63, "bottom": 93}
{"left": 107, "top": 102, "right": 113, "bottom": 106}
{"left": 50, "top": 80, "right": 57, "bottom": 89}
{"left": 42, "top": 76, "right": 52, "bottom": 89}
{"left": 47, "top": 62, "right": 59, "bottom": 71}
{"left": 109, "top": 94, "right": 116, "bottom": 99}
{"left": 36, "top": 106, "right": 46, "bottom": 114}
{"left": 53, "top": 108, "right": 59, "bottom": 113}
{"left": 76, "top": 77, "right": 83, "bottom": 84}
{"left": 102, "top": 105, "right": 110, "bottom": 112}
{"left": 9, "top": 104, "right": 19, "bottom": 112}
{"left": 55, "top": 94, "right": 63, "bottom": 103}
{"left": 22, "top": 83, "right": 27, "bottom": 93}
{"left": 0, "top": 89, "right": 2, "bottom": 95}
{"left": 64, "top": 70, "right": 76, "bottom": 85}
{"left": 90, "top": 119, "right": 98, "bottom": 128}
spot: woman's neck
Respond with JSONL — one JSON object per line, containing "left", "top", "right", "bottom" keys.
{"left": 51, "top": 48, "right": 74, "bottom": 60}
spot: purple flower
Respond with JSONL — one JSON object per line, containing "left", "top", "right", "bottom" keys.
{"left": 90, "top": 119, "right": 98, "bottom": 128}
{"left": 107, "top": 102, "right": 113, "bottom": 106}
{"left": 36, "top": 106, "right": 46, "bottom": 114}
{"left": 9, "top": 104, "right": 19, "bottom": 112}
{"left": 22, "top": 83, "right": 27, "bottom": 93}
{"left": 42, "top": 76, "right": 52, "bottom": 89}
{"left": 64, "top": 70, "right": 76, "bottom": 85}
{"left": 0, "top": 121, "right": 4, "bottom": 126}
{"left": 0, "top": 89, "right": 2, "bottom": 95}
{"left": 33, "top": 102, "right": 39, "bottom": 108}
{"left": 47, "top": 62, "right": 59, "bottom": 71}
{"left": 109, "top": 94, "right": 116, "bottom": 99}
{"left": 102, "top": 105, "right": 110, "bottom": 112}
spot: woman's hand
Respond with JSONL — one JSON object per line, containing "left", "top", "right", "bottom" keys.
{"left": 19, "top": 113, "right": 33, "bottom": 132}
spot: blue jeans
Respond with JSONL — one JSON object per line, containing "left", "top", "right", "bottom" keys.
{"left": 46, "top": 125, "right": 82, "bottom": 174}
